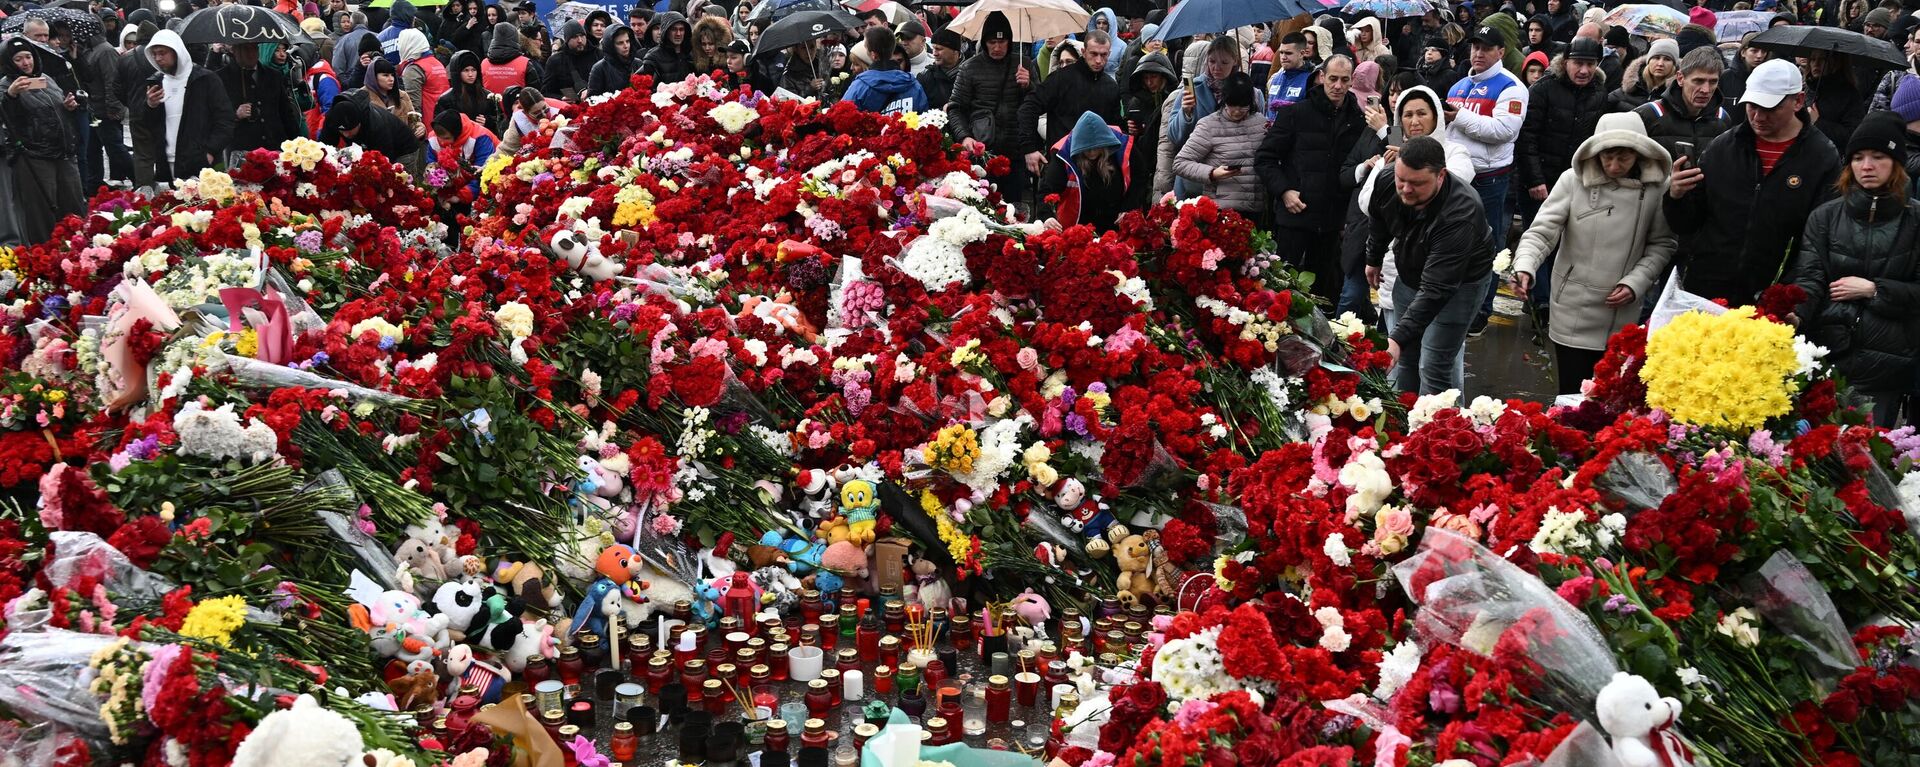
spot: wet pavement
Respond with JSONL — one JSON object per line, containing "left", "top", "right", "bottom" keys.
{"left": 1463, "top": 284, "right": 1559, "bottom": 404}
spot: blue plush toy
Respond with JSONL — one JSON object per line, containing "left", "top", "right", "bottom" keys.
{"left": 569, "top": 578, "right": 619, "bottom": 637}
{"left": 691, "top": 577, "right": 723, "bottom": 626}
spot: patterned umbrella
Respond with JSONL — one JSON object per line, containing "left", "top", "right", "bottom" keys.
{"left": 0, "top": 7, "right": 103, "bottom": 43}
{"left": 1341, "top": 0, "right": 1437, "bottom": 20}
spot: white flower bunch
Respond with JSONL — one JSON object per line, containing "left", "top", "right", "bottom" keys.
{"left": 493, "top": 301, "right": 535, "bottom": 340}
{"left": 1339, "top": 449, "right": 1393, "bottom": 521}
{"left": 1528, "top": 506, "right": 1595, "bottom": 555}
{"left": 278, "top": 137, "right": 329, "bottom": 173}
{"left": 153, "top": 251, "right": 259, "bottom": 307}
{"left": 709, "top": 101, "right": 758, "bottom": 134}
{"left": 952, "top": 419, "right": 1023, "bottom": 494}
{"left": 1374, "top": 639, "right": 1422, "bottom": 700}
{"left": 899, "top": 235, "right": 971, "bottom": 292}
{"left": 1716, "top": 607, "right": 1761, "bottom": 647}
{"left": 1405, "top": 390, "right": 1462, "bottom": 431}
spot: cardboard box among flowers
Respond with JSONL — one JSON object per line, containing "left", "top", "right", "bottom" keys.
{"left": 1, "top": 72, "right": 1918, "bottom": 767}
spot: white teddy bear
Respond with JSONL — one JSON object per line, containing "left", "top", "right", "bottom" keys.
{"left": 1596, "top": 672, "right": 1696, "bottom": 767}
{"left": 230, "top": 694, "right": 366, "bottom": 767}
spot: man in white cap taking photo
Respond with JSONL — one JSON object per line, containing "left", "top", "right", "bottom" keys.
{"left": 1664, "top": 58, "right": 1839, "bottom": 306}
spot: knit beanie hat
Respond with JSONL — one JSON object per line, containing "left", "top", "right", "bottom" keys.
{"left": 1648, "top": 37, "right": 1678, "bottom": 60}
{"left": 1847, "top": 110, "right": 1908, "bottom": 164}
{"left": 1894, "top": 76, "right": 1920, "bottom": 123}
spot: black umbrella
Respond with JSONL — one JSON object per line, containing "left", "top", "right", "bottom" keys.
{"left": 1749, "top": 24, "right": 1907, "bottom": 71}
{"left": 0, "top": 7, "right": 103, "bottom": 43}
{"left": 747, "top": 0, "right": 838, "bottom": 24}
{"left": 752, "top": 8, "right": 861, "bottom": 58}
{"left": 177, "top": 4, "right": 313, "bottom": 45}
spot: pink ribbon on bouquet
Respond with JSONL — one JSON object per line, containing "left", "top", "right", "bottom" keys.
{"left": 218, "top": 287, "right": 293, "bottom": 365}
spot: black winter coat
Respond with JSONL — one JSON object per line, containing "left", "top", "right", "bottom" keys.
{"left": 1665, "top": 115, "right": 1840, "bottom": 305}
{"left": 1255, "top": 86, "right": 1365, "bottom": 232}
{"left": 1789, "top": 189, "right": 1920, "bottom": 392}
{"left": 917, "top": 62, "right": 960, "bottom": 111}
{"left": 947, "top": 51, "right": 1036, "bottom": 155}
{"left": 1632, "top": 84, "right": 1731, "bottom": 162}
{"left": 130, "top": 66, "right": 234, "bottom": 181}
{"left": 218, "top": 64, "right": 302, "bottom": 152}
{"left": 1016, "top": 59, "right": 1121, "bottom": 156}
{"left": 1122, "top": 52, "right": 1175, "bottom": 210}
{"left": 1518, "top": 69, "right": 1608, "bottom": 190}
{"left": 587, "top": 27, "right": 637, "bottom": 96}
{"left": 1367, "top": 168, "right": 1497, "bottom": 349}
{"left": 545, "top": 29, "right": 603, "bottom": 99}
{"left": 636, "top": 14, "right": 692, "bottom": 88}
{"left": 1810, "top": 73, "right": 1867, "bottom": 152}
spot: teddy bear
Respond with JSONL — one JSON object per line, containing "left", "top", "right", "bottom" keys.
{"left": 494, "top": 559, "right": 563, "bottom": 625}
{"left": 392, "top": 516, "right": 462, "bottom": 592}
{"left": 908, "top": 557, "right": 951, "bottom": 613}
{"left": 230, "top": 694, "right": 366, "bottom": 767}
{"left": 1113, "top": 534, "right": 1156, "bottom": 607}
{"left": 738, "top": 293, "right": 819, "bottom": 343}
{"left": 386, "top": 659, "right": 441, "bottom": 710}
{"left": 1596, "top": 672, "right": 1695, "bottom": 767}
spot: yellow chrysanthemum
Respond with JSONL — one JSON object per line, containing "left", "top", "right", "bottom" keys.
{"left": 613, "top": 199, "right": 658, "bottom": 229}
{"left": 235, "top": 329, "right": 259, "bottom": 358}
{"left": 180, "top": 595, "right": 248, "bottom": 647}
{"left": 923, "top": 491, "right": 972, "bottom": 565}
{"left": 925, "top": 424, "right": 980, "bottom": 475}
{"left": 1641, "top": 307, "right": 1799, "bottom": 430}
{"left": 0, "top": 246, "right": 16, "bottom": 272}
{"left": 479, "top": 152, "right": 514, "bottom": 192}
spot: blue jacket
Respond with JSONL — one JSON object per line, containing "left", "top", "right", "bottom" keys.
{"left": 842, "top": 68, "right": 928, "bottom": 115}
{"left": 1267, "top": 67, "right": 1313, "bottom": 112}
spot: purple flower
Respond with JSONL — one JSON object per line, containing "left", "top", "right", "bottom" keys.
{"left": 425, "top": 166, "right": 451, "bottom": 188}
{"left": 378, "top": 336, "right": 397, "bottom": 351}
{"left": 126, "top": 435, "right": 162, "bottom": 461}
{"left": 785, "top": 258, "right": 827, "bottom": 290}
{"left": 1065, "top": 413, "right": 1090, "bottom": 438}
{"left": 1604, "top": 594, "right": 1639, "bottom": 614}
{"left": 293, "top": 229, "right": 325, "bottom": 253}
{"left": 41, "top": 295, "right": 67, "bottom": 318}
{"left": 716, "top": 410, "right": 750, "bottom": 435}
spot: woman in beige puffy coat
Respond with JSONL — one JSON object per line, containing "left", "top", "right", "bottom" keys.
{"left": 1512, "top": 112, "right": 1677, "bottom": 394}
{"left": 1171, "top": 72, "right": 1267, "bottom": 215}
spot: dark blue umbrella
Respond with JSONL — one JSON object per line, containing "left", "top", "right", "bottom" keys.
{"left": 1153, "top": 0, "right": 1336, "bottom": 40}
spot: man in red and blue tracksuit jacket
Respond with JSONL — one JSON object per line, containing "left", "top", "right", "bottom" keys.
{"left": 1445, "top": 24, "right": 1528, "bottom": 331}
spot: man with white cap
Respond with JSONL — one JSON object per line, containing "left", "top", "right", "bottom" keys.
{"left": 1664, "top": 59, "right": 1839, "bottom": 306}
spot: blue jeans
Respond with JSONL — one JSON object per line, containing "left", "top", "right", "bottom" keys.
{"left": 1337, "top": 268, "right": 1374, "bottom": 321}
{"left": 1391, "top": 277, "right": 1489, "bottom": 394}
{"left": 1473, "top": 170, "right": 1510, "bottom": 324}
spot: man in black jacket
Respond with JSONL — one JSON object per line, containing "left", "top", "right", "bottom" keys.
{"left": 1633, "top": 46, "right": 1732, "bottom": 162}
{"left": 79, "top": 26, "right": 127, "bottom": 190}
{"left": 129, "top": 29, "right": 234, "bottom": 186}
{"left": 917, "top": 28, "right": 965, "bottom": 109}
{"left": 948, "top": 11, "right": 1036, "bottom": 197}
{"left": 1017, "top": 29, "right": 1119, "bottom": 210}
{"left": 1666, "top": 59, "right": 1839, "bottom": 305}
{"left": 545, "top": 20, "right": 602, "bottom": 101}
{"left": 1365, "top": 136, "right": 1496, "bottom": 394}
{"left": 1256, "top": 55, "right": 1364, "bottom": 302}
{"left": 218, "top": 42, "right": 303, "bottom": 156}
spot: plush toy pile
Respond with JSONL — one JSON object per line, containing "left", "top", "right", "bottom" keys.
{"left": 0, "top": 75, "right": 1917, "bottom": 767}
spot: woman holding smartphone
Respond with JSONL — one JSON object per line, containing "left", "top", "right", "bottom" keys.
{"left": 1171, "top": 72, "right": 1267, "bottom": 216}
{"left": 1, "top": 37, "right": 85, "bottom": 244}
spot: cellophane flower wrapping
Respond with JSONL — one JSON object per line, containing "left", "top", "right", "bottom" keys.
{"left": 0, "top": 631, "right": 147, "bottom": 740}
{"left": 1592, "top": 451, "right": 1678, "bottom": 513}
{"left": 1741, "top": 550, "right": 1855, "bottom": 677}
{"left": 1393, "top": 528, "right": 1618, "bottom": 715}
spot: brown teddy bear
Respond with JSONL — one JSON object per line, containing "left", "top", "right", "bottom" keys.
{"left": 1113, "top": 533, "right": 1155, "bottom": 607}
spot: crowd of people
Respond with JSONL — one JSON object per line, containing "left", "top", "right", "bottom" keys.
{"left": 4, "top": 0, "right": 1920, "bottom": 418}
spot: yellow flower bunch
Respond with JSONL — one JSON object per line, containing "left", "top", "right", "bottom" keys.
{"left": 235, "top": 329, "right": 259, "bottom": 358}
{"left": 1641, "top": 307, "right": 1799, "bottom": 430}
{"left": 925, "top": 424, "right": 980, "bottom": 475}
{"left": 922, "top": 491, "right": 973, "bottom": 565}
{"left": 612, "top": 198, "right": 658, "bottom": 229}
{"left": 0, "top": 246, "right": 16, "bottom": 272}
{"left": 479, "top": 152, "right": 513, "bottom": 193}
{"left": 194, "top": 168, "right": 237, "bottom": 202}
{"left": 180, "top": 595, "right": 249, "bottom": 647}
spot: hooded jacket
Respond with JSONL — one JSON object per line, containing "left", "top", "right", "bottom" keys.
{"left": 482, "top": 21, "right": 541, "bottom": 94}
{"left": 427, "top": 112, "right": 498, "bottom": 194}
{"left": 436, "top": 51, "right": 504, "bottom": 135}
{"left": 1344, "top": 85, "right": 1476, "bottom": 289}
{"left": 131, "top": 29, "right": 233, "bottom": 180}
{"left": 1045, "top": 111, "right": 1132, "bottom": 230}
{"left": 1, "top": 38, "right": 71, "bottom": 158}
{"left": 1349, "top": 16, "right": 1391, "bottom": 63}
{"left": 80, "top": 31, "right": 125, "bottom": 122}
{"left": 637, "top": 13, "right": 693, "bottom": 86}
{"left": 948, "top": 45, "right": 1037, "bottom": 156}
{"left": 843, "top": 66, "right": 928, "bottom": 115}
{"left": 1257, "top": 84, "right": 1366, "bottom": 232}
{"left": 318, "top": 91, "right": 421, "bottom": 160}
{"left": 1665, "top": 114, "right": 1840, "bottom": 304}
{"left": 379, "top": 0, "right": 417, "bottom": 64}
{"left": 1789, "top": 185, "right": 1920, "bottom": 392}
{"left": 545, "top": 21, "right": 603, "bottom": 99}
{"left": 1086, "top": 8, "right": 1122, "bottom": 76}
{"left": 1514, "top": 113, "right": 1678, "bottom": 351}
{"left": 397, "top": 28, "right": 448, "bottom": 125}
{"left": 588, "top": 25, "right": 638, "bottom": 96}
{"left": 691, "top": 16, "right": 732, "bottom": 77}
{"left": 1518, "top": 52, "right": 1609, "bottom": 190}
{"left": 306, "top": 58, "right": 342, "bottom": 137}
{"left": 1124, "top": 52, "right": 1175, "bottom": 209}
